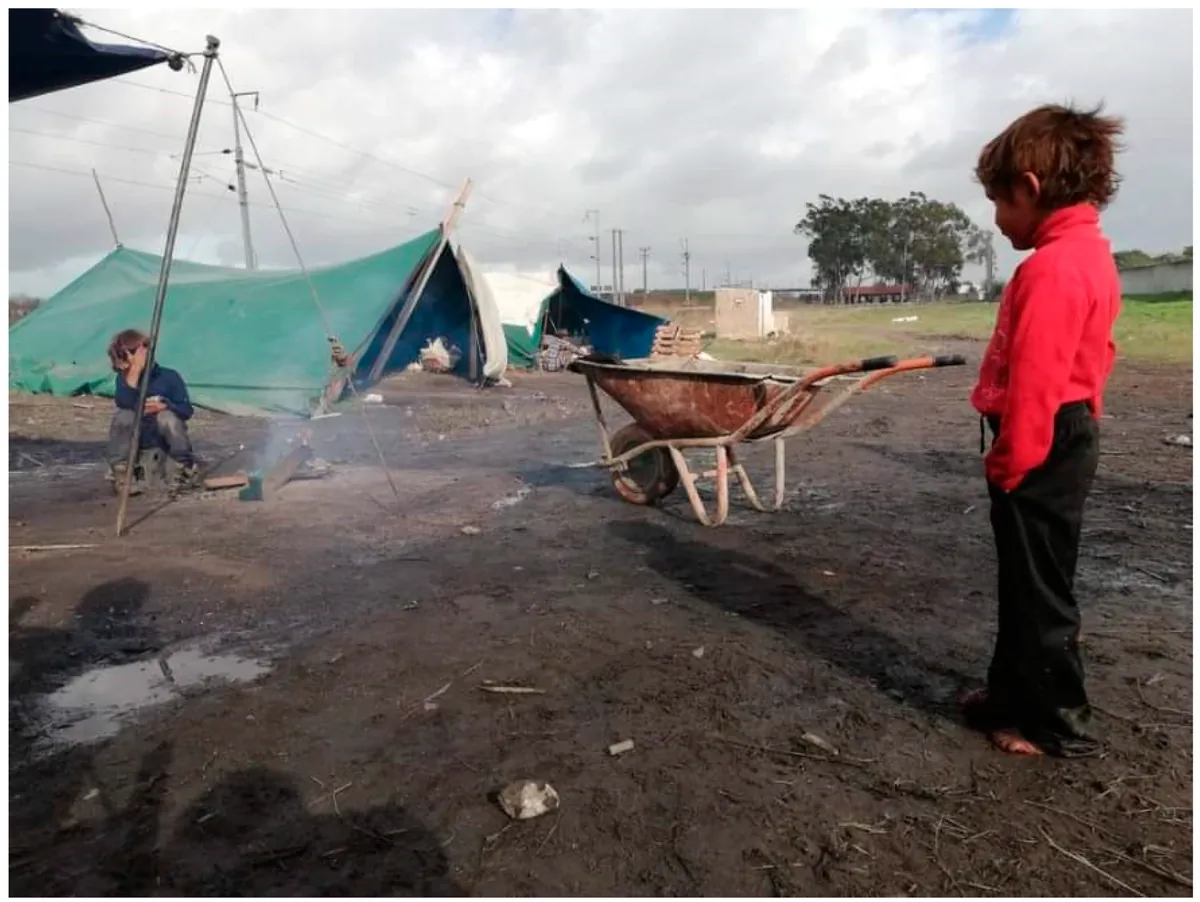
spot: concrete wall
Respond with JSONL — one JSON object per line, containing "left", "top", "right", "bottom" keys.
{"left": 1119, "top": 260, "right": 1193, "bottom": 296}
{"left": 714, "top": 288, "right": 761, "bottom": 339}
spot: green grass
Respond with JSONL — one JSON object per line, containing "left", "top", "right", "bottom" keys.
{"left": 705, "top": 298, "right": 1192, "bottom": 367}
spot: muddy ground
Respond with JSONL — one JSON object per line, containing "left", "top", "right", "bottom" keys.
{"left": 9, "top": 355, "right": 1193, "bottom": 897}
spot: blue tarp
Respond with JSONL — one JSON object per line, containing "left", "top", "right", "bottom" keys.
{"left": 10, "top": 9, "right": 171, "bottom": 103}
{"left": 544, "top": 267, "right": 667, "bottom": 359}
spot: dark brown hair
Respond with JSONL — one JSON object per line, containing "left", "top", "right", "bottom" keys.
{"left": 975, "top": 103, "right": 1125, "bottom": 210}
{"left": 107, "top": 328, "right": 148, "bottom": 372}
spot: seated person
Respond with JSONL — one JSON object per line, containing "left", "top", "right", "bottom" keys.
{"left": 105, "top": 329, "right": 199, "bottom": 492}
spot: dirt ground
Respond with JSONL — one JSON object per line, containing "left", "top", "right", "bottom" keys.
{"left": 8, "top": 355, "right": 1193, "bottom": 897}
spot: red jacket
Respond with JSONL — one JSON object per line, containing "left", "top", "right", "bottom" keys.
{"left": 971, "top": 204, "right": 1121, "bottom": 492}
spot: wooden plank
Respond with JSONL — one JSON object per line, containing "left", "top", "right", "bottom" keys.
{"left": 203, "top": 473, "right": 250, "bottom": 491}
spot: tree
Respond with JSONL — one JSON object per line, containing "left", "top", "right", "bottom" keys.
{"left": 794, "top": 192, "right": 985, "bottom": 301}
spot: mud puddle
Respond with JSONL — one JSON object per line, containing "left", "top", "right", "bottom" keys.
{"left": 36, "top": 641, "right": 271, "bottom": 748}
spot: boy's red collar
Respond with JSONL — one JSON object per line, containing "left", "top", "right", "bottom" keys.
{"left": 1033, "top": 203, "right": 1100, "bottom": 248}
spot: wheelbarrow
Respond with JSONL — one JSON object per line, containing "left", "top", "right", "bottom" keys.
{"left": 567, "top": 353, "right": 967, "bottom": 526}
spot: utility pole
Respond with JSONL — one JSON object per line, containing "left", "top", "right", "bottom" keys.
{"left": 639, "top": 246, "right": 650, "bottom": 293}
{"left": 610, "top": 229, "right": 619, "bottom": 303}
{"left": 616, "top": 229, "right": 626, "bottom": 306}
{"left": 701, "top": 268, "right": 706, "bottom": 292}
{"left": 91, "top": 168, "right": 121, "bottom": 248}
{"left": 230, "top": 89, "right": 259, "bottom": 270}
{"left": 681, "top": 239, "right": 691, "bottom": 304}
{"left": 584, "top": 209, "right": 601, "bottom": 293}
{"left": 900, "top": 230, "right": 912, "bottom": 304}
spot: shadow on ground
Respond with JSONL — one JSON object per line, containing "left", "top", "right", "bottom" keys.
{"left": 609, "top": 519, "right": 972, "bottom": 722}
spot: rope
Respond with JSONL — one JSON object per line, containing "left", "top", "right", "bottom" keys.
{"left": 215, "top": 58, "right": 401, "bottom": 503}
{"left": 70, "top": 14, "right": 198, "bottom": 71}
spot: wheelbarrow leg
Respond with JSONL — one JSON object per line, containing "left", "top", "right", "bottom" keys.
{"left": 728, "top": 446, "right": 768, "bottom": 513}
{"left": 585, "top": 376, "right": 615, "bottom": 462}
{"left": 774, "top": 437, "right": 786, "bottom": 511}
{"left": 667, "top": 446, "right": 723, "bottom": 527}
{"left": 713, "top": 446, "right": 730, "bottom": 526}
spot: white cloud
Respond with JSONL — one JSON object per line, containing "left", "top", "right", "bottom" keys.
{"left": 7, "top": 8, "right": 1192, "bottom": 298}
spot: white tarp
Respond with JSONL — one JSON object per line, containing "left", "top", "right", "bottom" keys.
{"left": 453, "top": 245, "right": 509, "bottom": 383}
{"left": 481, "top": 270, "right": 559, "bottom": 333}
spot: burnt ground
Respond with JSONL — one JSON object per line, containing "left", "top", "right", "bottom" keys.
{"left": 8, "top": 358, "right": 1194, "bottom": 897}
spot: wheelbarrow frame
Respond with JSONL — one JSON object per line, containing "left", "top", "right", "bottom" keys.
{"left": 571, "top": 353, "right": 967, "bottom": 526}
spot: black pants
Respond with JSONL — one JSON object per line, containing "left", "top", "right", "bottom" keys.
{"left": 985, "top": 402, "right": 1099, "bottom": 754}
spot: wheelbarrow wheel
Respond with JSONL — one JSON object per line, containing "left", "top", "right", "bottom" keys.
{"left": 609, "top": 423, "right": 679, "bottom": 506}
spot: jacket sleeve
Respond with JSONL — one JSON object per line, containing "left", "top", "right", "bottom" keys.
{"left": 159, "top": 370, "right": 195, "bottom": 421}
{"left": 986, "top": 260, "right": 1089, "bottom": 492}
{"left": 113, "top": 378, "right": 136, "bottom": 411}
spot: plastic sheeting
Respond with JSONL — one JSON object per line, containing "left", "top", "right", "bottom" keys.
{"left": 501, "top": 266, "right": 668, "bottom": 368}
{"left": 454, "top": 245, "right": 510, "bottom": 383}
{"left": 10, "top": 229, "right": 510, "bottom": 416}
{"left": 10, "top": 9, "right": 171, "bottom": 103}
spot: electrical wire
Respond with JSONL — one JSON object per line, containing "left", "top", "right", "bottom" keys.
{"left": 216, "top": 58, "right": 401, "bottom": 502}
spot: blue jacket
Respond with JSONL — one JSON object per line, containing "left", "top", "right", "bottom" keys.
{"left": 114, "top": 364, "right": 194, "bottom": 420}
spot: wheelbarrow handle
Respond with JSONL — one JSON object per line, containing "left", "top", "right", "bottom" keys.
{"left": 932, "top": 354, "right": 968, "bottom": 367}
{"left": 858, "top": 355, "right": 901, "bottom": 372}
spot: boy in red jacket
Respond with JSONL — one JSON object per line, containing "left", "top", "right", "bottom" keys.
{"left": 962, "top": 103, "right": 1124, "bottom": 757}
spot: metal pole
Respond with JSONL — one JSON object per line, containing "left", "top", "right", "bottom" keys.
{"left": 584, "top": 209, "right": 600, "bottom": 293}
{"left": 115, "top": 35, "right": 220, "bottom": 537}
{"left": 91, "top": 169, "right": 121, "bottom": 247}
{"left": 617, "top": 229, "right": 625, "bottom": 306}
{"left": 231, "top": 91, "right": 256, "bottom": 270}
{"left": 682, "top": 239, "right": 691, "bottom": 304}
{"left": 900, "top": 231, "right": 910, "bottom": 304}
{"left": 640, "top": 246, "right": 650, "bottom": 293}
{"left": 610, "top": 229, "right": 618, "bottom": 303}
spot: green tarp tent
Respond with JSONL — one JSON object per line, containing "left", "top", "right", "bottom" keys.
{"left": 10, "top": 228, "right": 505, "bottom": 416}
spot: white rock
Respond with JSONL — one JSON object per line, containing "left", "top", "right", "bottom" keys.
{"left": 608, "top": 739, "right": 635, "bottom": 756}
{"left": 497, "top": 780, "right": 560, "bottom": 820}
{"left": 461, "top": 525, "right": 482, "bottom": 536}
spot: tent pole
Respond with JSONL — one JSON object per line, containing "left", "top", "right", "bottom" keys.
{"left": 115, "top": 35, "right": 220, "bottom": 537}
{"left": 367, "top": 179, "right": 473, "bottom": 384}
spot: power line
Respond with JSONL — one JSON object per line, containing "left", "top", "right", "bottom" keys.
{"left": 8, "top": 159, "right": 418, "bottom": 232}
{"left": 15, "top": 106, "right": 188, "bottom": 143}
{"left": 10, "top": 125, "right": 169, "bottom": 158}
{"left": 110, "top": 76, "right": 569, "bottom": 220}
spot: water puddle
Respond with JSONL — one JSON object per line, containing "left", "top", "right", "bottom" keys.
{"left": 37, "top": 643, "right": 271, "bottom": 748}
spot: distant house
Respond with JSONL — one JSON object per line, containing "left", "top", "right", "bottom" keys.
{"left": 841, "top": 284, "right": 912, "bottom": 304}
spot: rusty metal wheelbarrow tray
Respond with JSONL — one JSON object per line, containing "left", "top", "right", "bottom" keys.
{"left": 567, "top": 352, "right": 966, "bottom": 526}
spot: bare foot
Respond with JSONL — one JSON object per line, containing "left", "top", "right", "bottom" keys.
{"left": 989, "top": 728, "right": 1044, "bottom": 756}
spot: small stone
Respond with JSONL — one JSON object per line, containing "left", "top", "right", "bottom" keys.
{"left": 650, "top": 597, "right": 668, "bottom": 606}
{"left": 692, "top": 646, "right": 705, "bottom": 659}
{"left": 497, "top": 781, "right": 560, "bottom": 820}
{"left": 461, "top": 525, "right": 481, "bottom": 536}
{"left": 587, "top": 570, "right": 600, "bottom": 580}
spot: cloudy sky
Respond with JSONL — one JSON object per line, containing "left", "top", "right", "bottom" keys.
{"left": 8, "top": 8, "right": 1194, "bottom": 297}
